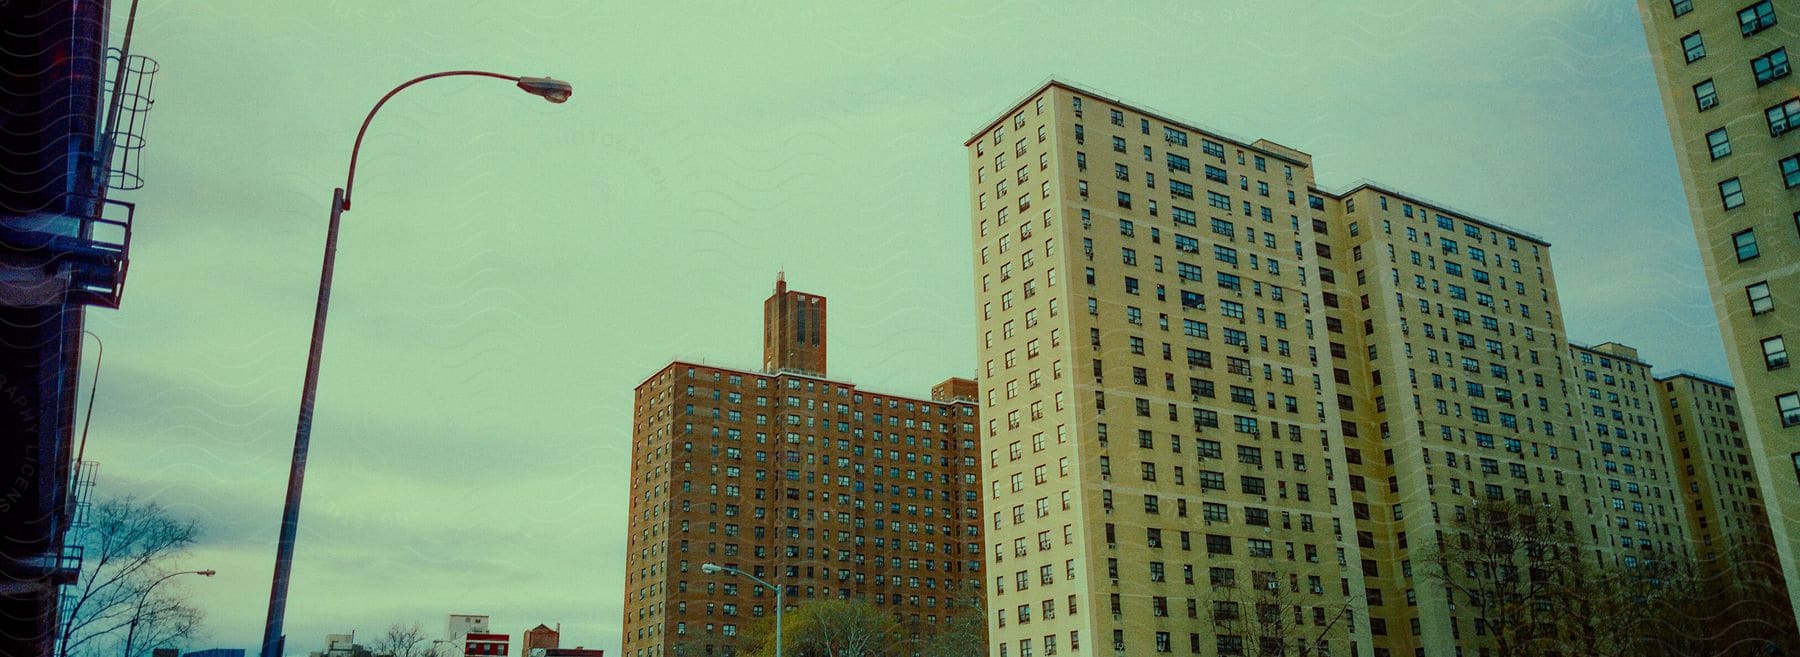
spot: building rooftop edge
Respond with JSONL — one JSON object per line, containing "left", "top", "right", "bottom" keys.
{"left": 1316, "top": 179, "right": 1552, "bottom": 247}
{"left": 963, "top": 77, "right": 1312, "bottom": 169}
{"left": 1654, "top": 369, "right": 1736, "bottom": 390}
{"left": 967, "top": 80, "right": 1558, "bottom": 251}
{"left": 1567, "top": 339, "right": 1655, "bottom": 369}
{"left": 633, "top": 359, "right": 977, "bottom": 405}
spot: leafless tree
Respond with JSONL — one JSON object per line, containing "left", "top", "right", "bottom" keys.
{"left": 56, "top": 496, "right": 204, "bottom": 657}
{"left": 1551, "top": 553, "right": 1666, "bottom": 657}
{"left": 370, "top": 622, "right": 435, "bottom": 657}
{"left": 1419, "top": 499, "right": 1578, "bottom": 657}
{"left": 1210, "top": 572, "right": 1357, "bottom": 657}
{"left": 1639, "top": 535, "right": 1798, "bottom": 656}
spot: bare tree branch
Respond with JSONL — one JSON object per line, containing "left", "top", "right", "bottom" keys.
{"left": 56, "top": 497, "right": 202, "bottom": 657}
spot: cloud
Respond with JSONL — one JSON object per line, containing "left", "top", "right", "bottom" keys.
{"left": 93, "top": 1, "right": 1724, "bottom": 655}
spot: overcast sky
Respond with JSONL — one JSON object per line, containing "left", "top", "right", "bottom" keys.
{"left": 90, "top": 1, "right": 1719, "bottom": 654}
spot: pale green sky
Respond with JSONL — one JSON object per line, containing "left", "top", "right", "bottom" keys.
{"left": 90, "top": 1, "right": 1717, "bottom": 654}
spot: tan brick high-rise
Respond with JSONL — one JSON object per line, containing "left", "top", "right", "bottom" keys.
{"left": 1656, "top": 372, "right": 1777, "bottom": 566}
{"left": 1305, "top": 186, "right": 1681, "bottom": 656}
{"left": 967, "top": 79, "right": 1709, "bottom": 657}
{"left": 1637, "top": 0, "right": 1800, "bottom": 623}
{"left": 621, "top": 278, "right": 984, "bottom": 657}
{"left": 1564, "top": 342, "right": 1689, "bottom": 566}
{"left": 967, "top": 81, "right": 1373, "bottom": 657}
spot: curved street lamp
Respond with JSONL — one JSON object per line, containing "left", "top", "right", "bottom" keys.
{"left": 701, "top": 563, "right": 781, "bottom": 657}
{"left": 122, "top": 569, "right": 215, "bottom": 657}
{"left": 258, "top": 70, "right": 572, "bottom": 657}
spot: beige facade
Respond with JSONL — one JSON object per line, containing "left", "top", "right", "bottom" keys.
{"left": 966, "top": 81, "right": 1371, "bottom": 657}
{"left": 965, "top": 79, "right": 1726, "bottom": 657}
{"left": 1637, "top": 0, "right": 1800, "bottom": 623}
{"left": 1307, "top": 185, "right": 1647, "bottom": 656}
{"left": 1564, "top": 343, "right": 1689, "bottom": 567}
{"left": 1657, "top": 372, "right": 1774, "bottom": 565}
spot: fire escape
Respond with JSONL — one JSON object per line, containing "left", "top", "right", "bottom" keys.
{"left": 0, "top": 1, "right": 158, "bottom": 654}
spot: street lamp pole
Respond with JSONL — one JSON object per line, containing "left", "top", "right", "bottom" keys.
{"left": 257, "top": 70, "right": 571, "bottom": 657}
{"left": 431, "top": 639, "right": 460, "bottom": 657}
{"left": 121, "top": 569, "right": 214, "bottom": 657}
{"left": 702, "top": 563, "right": 781, "bottom": 657}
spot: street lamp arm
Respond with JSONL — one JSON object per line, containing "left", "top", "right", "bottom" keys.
{"left": 123, "top": 570, "right": 214, "bottom": 657}
{"left": 704, "top": 565, "right": 783, "bottom": 657}
{"left": 729, "top": 568, "right": 778, "bottom": 592}
{"left": 341, "top": 70, "right": 521, "bottom": 211}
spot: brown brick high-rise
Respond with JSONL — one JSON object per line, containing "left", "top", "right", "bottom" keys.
{"left": 622, "top": 279, "right": 984, "bottom": 657}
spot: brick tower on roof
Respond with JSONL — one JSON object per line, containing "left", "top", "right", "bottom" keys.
{"left": 762, "top": 272, "right": 827, "bottom": 376}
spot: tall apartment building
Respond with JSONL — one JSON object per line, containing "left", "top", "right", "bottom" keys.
{"left": 1656, "top": 372, "right": 1772, "bottom": 563}
{"left": 967, "top": 81, "right": 1372, "bottom": 657}
{"left": 1305, "top": 184, "right": 1662, "bottom": 656}
{"left": 1637, "top": 0, "right": 1800, "bottom": 622}
{"left": 621, "top": 278, "right": 984, "bottom": 657}
{"left": 1564, "top": 343, "right": 1688, "bottom": 565}
{"left": 967, "top": 80, "right": 1712, "bottom": 657}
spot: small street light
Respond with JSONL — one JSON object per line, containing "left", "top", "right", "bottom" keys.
{"left": 123, "top": 569, "right": 215, "bottom": 657}
{"left": 701, "top": 563, "right": 781, "bottom": 657}
{"left": 515, "top": 77, "right": 573, "bottom": 103}
{"left": 431, "top": 639, "right": 461, "bottom": 657}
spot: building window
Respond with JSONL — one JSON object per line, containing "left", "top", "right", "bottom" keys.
{"left": 1754, "top": 48, "right": 1791, "bottom": 86}
{"left": 1778, "top": 391, "right": 1800, "bottom": 426}
{"left": 1673, "top": 0, "right": 1693, "bottom": 15}
{"left": 1735, "top": 229, "right": 1761, "bottom": 261}
{"left": 1708, "top": 128, "right": 1732, "bottom": 159}
{"left": 1767, "top": 98, "right": 1800, "bottom": 136}
{"left": 1721, "top": 178, "right": 1746, "bottom": 209}
{"left": 1749, "top": 281, "right": 1775, "bottom": 314}
{"left": 1682, "top": 31, "right": 1706, "bottom": 63}
{"left": 1765, "top": 336, "right": 1790, "bottom": 369}
{"left": 1782, "top": 154, "right": 1800, "bottom": 187}
{"left": 1741, "top": 1, "right": 1777, "bottom": 36}
{"left": 1696, "top": 80, "right": 1719, "bottom": 111}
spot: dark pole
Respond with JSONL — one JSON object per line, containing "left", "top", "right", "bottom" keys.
{"left": 257, "top": 70, "right": 570, "bottom": 657}
{"left": 257, "top": 187, "right": 342, "bottom": 657}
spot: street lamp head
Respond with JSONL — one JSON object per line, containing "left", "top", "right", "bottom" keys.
{"left": 196, "top": 569, "right": 217, "bottom": 577}
{"left": 701, "top": 563, "right": 725, "bottom": 575}
{"left": 516, "top": 77, "right": 573, "bottom": 103}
